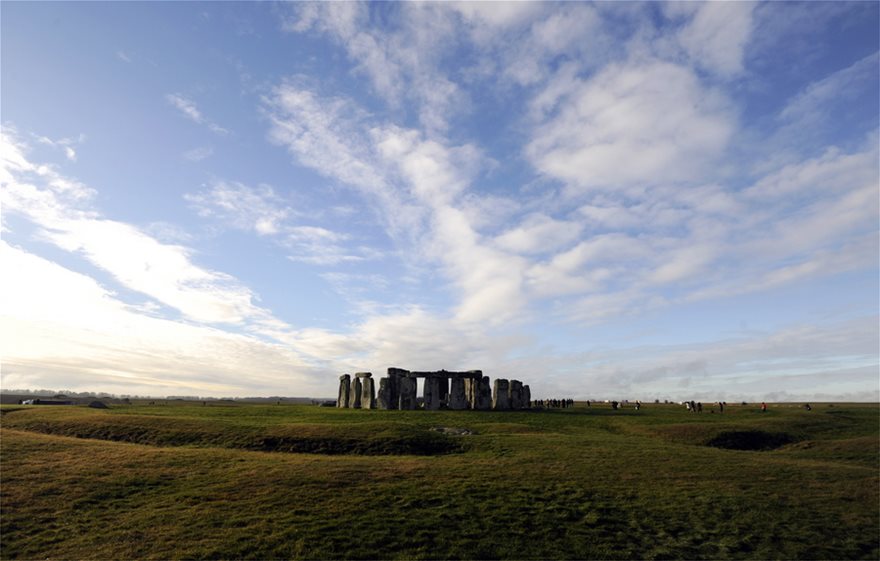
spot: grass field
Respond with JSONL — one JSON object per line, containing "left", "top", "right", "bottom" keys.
{"left": 1, "top": 401, "right": 877, "bottom": 560}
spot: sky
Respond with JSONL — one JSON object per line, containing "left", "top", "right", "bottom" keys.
{"left": 1, "top": 1, "right": 878, "bottom": 401}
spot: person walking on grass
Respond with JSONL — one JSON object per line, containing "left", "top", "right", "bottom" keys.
{"left": 761, "top": 402, "right": 767, "bottom": 413}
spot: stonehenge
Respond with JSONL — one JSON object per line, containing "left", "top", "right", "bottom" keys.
{"left": 335, "top": 368, "right": 534, "bottom": 411}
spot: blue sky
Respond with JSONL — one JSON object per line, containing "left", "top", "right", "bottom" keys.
{"left": 2, "top": 1, "right": 878, "bottom": 401}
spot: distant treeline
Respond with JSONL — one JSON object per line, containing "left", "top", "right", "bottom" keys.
{"left": 1, "top": 389, "right": 327, "bottom": 404}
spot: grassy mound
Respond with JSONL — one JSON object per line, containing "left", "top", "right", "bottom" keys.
{"left": 0, "top": 408, "right": 461, "bottom": 456}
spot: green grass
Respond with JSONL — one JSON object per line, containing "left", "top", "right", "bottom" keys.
{"left": 1, "top": 402, "right": 877, "bottom": 559}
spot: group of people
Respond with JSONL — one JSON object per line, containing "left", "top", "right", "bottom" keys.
{"left": 533, "top": 398, "right": 574, "bottom": 408}
{"left": 685, "top": 400, "right": 729, "bottom": 413}
{"left": 609, "top": 400, "right": 643, "bottom": 410}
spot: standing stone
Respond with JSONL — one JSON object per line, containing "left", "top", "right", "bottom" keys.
{"left": 351, "top": 377, "right": 362, "bottom": 409}
{"left": 523, "top": 385, "right": 531, "bottom": 409}
{"left": 475, "top": 376, "right": 493, "bottom": 410}
{"left": 337, "top": 374, "right": 351, "bottom": 408}
{"left": 388, "top": 368, "right": 408, "bottom": 410}
{"left": 361, "top": 377, "right": 376, "bottom": 409}
{"left": 493, "top": 379, "right": 510, "bottom": 410}
{"left": 509, "top": 380, "right": 524, "bottom": 410}
{"left": 424, "top": 377, "right": 441, "bottom": 410}
{"left": 398, "top": 376, "right": 417, "bottom": 410}
{"left": 467, "top": 371, "right": 483, "bottom": 409}
{"left": 377, "top": 377, "right": 391, "bottom": 409}
{"left": 448, "top": 377, "right": 468, "bottom": 410}
{"left": 464, "top": 378, "right": 475, "bottom": 408}
{"left": 438, "top": 377, "right": 449, "bottom": 406}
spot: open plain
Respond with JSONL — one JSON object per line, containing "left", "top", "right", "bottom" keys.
{"left": 1, "top": 401, "right": 877, "bottom": 560}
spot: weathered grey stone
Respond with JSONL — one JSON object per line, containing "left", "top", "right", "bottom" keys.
{"left": 493, "top": 379, "right": 510, "bottom": 410}
{"left": 448, "top": 377, "right": 468, "bottom": 410}
{"left": 355, "top": 371, "right": 372, "bottom": 378}
{"left": 509, "top": 380, "right": 524, "bottom": 410}
{"left": 408, "top": 370, "right": 485, "bottom": 379}
{"left": 523, "top": 385, "right": 531, "bottom": 409}
{"left": 377, "top": 377, "right": 391, "bottom": 409}
{"left": 351, "top": 377, "right": 362, "bottom": 409}
{"left": 439, "top": 377, "right": 449, "bottom": 404}
{"left": 337, "top": 374, "right": 351, "bottom": 408}
{"left": 424, "top": 377, "right": 441, "bottom": 410}
{"left": 464, "top": 378, "right": 475, "bottom": 408}
{"left": 475, "top": 376, "right": 492, "bottom": 410}
{"left": 398, "top": 376, "right": 417, "bottom": 410}
{"left": 388, "top": 367, "right": 408, "bottom": 409}
{"left": 361, "top": 377, "right": 376, "bottom": 409}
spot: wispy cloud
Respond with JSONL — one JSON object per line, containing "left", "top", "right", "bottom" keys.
{"left": 32, "top": 132, "right": 85, "bottom": 162}
{"left": 185, "top": 180, "right": 377, "bottom": 265}
{"left": 166, "top": 93, "right": 229, "bottom": 135}
{"left": 183, "top": 146, "right": 213, "bottom": 162}
{"left": 2, "top": 132, "right": 278, "bottom": 328}
{"left": 669, "top": 1, "right": 756, "bottom": 79}
{"left": 527, "top": 58, "right": 735, "bottom": 193}
{"left": 0, "top": 241, "right": 325, "bottom": 397}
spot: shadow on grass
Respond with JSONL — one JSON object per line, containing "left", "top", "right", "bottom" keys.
{"left": 706, "top": 430, "right": 796, "bottom": 451}
{"left": 245, "top": 433, "right": 462, "bottom": 456}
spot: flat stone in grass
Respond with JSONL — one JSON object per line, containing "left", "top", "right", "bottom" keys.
{"left": 430, "top": 426, "right": 473, "bottom": 436}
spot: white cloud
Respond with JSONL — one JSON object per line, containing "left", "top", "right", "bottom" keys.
{"left": 283, "top": 2, "right": 465, "bottom": 132}
{"left": 495, "top": 213, "right": 583, "bottom": 255}
{"left": 447, "top": 1, "right": 541, "bottom": 32}
{"left": 527, "top": 59, "right": 735, "bottom": 193}
{"left": 185, "top": 180, "right": 375, "bottom": 266}
{"left": 183, "top": 146, "right": 214, "bottom": 162}
{"left": 186, "top": 181, "right": 292, "bottom": 236}
{"left": 116, "top": 50, "right": 132, "bottom": 63}
{"left": 0, "top": 241, "right": 325, "bottom": 397}
{"left": 166, "top": 93, "right": 229, "bottom": 135}
{"left": 579, "top": 315, "right": 879, "bottom": 401}
{"left": 673, "top": 1, "right": 755, "bottom": 78}
{"left": 2, "top": 134, "right": 282, "bottom": 328}
{"left": 30, "top": 132, "right": 84, "bottom": 162}
{"left": 266, "top": 83, "right": 530, "bottom": 324}
{"left": 780, "top": 52, "right": 879, "bottom": 123}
